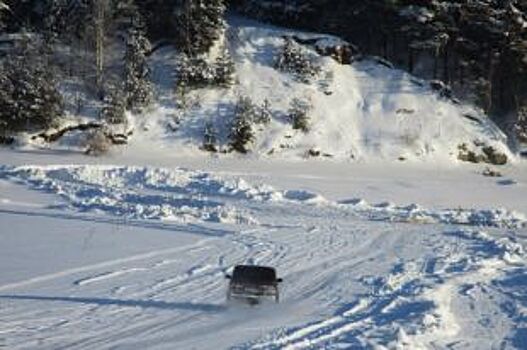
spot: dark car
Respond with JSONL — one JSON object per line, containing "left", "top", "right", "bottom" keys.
{"left": 226, "top": 265, "right": 283, "bottom": 303}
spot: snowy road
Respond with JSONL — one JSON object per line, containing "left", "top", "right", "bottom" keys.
{"left": 0, "top": 164, "right": 526, "bottom": 349}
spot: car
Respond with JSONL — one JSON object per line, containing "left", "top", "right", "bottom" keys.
{"left": 226, "top": 265, "right": 283, "bottom": 303}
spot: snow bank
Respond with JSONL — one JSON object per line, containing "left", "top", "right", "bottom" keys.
{"left": 0, "top": 165, "right": 259, "bottom": 225}
{"left": 337, "top": 200, "right": 527, "bottom": 229}
{"left": 1, "top": 165, "right": 524, "bottom": 229}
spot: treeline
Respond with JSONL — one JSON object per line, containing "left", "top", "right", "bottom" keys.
{"left": 0, "top": 0, "right": 225, "bottom": 53}
{"left": 232, "top": 0, "right": 527, "bottom": 141}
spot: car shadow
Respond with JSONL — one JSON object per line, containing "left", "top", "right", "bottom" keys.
{"left": 0, "top": 294, "right": 227, "bottom": 313}
{"left": 0, "top": 208, "right": 233, "bottom": 238}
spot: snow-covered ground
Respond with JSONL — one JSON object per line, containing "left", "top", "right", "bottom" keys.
{"left": 1, "top": 152, "right": 527, "bottom": 349}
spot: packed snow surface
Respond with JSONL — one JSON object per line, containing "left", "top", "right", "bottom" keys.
{"left": 1, "top": 160, "right": 527, "bottom": 349}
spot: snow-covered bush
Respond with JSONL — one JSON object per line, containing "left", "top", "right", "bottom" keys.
{"left": 0, "top": 48, "right": 64, "bottom": 133}
{"left": 229, "top": 96, "right": 257, "bottom": 153}
{"left": 288, "top": 97, "right": 312, "bottom": 132}
{"left": 84, "top": 129, "right": 111, "bottom": 156}
{"left": 275, "top": 37, "right": 320, "bottom": 83}
{"left": 457, "top": 142, "right": 508, "bottom": 165}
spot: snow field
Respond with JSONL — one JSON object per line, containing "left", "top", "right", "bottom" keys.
{"left": 0, "top": 164, "right": 526, "bottom": 349}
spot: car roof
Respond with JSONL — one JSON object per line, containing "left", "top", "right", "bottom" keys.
{"left": 232, "top": 265, "right": 277, "bottom": 283}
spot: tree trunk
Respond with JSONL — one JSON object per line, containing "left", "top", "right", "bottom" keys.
{"left": 408, "top": 46, "right": 414, "bottom": 73}
{"left": 442, "top": 44, "right": 450, "bottom": 83}
{"left": 433, "top": 49, "right": 439, "bottom": 80}
{"left": 94, "top": 0, "right": 105, "bottom": 97}
{"left": 486, "top": 50, "right": 495, "bottom": 113}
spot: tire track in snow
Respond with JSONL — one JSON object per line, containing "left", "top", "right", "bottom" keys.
{"left": 73, "top": 268, "right": 148, "bottom": 287}
{"left": 248, "top": 259, "right": 429, "bottom": 349}
{"left": 244, "top": 229, "right": 526, "bottom": 350}
{"left": 0, "top": 239, "right": 212, "bottom": 292}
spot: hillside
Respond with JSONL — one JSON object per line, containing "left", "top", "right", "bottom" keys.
{"left": 9, "top": 17, "right": 511, "bottom": 165}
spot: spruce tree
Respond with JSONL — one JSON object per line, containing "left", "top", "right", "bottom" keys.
{"left": 214, "top": 47, "right": 236, "bottom": 87}
{"left": 100, "top": 84, "right": 127, "bottom": 126}
{"left": 229, "top": 96, "right": 256, "bottom": 153}
{"left": 0, "top": 37, "right": 64, "bottom": 133}
{"left": 275, "top": 37, "right": 320, "bottom": 83}
{"left": 289, "top": 97, "right": 311, "bottom": 133}
{"left": 123, "top": 6, "right": 153, "bottom": 111}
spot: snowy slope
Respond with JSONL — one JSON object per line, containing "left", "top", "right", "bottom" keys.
{"left": 1, "top": 162, "right": 527, "bottom": 349}
{"left": 126, "top": 16, "right": 511, "bottom": 163}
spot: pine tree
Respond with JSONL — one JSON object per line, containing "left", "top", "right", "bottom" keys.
{"left": 229, "top": 96, "right": 256, "bottom": 153}
{"left": 64, "top": 0, "right": 92, "bottom": 40}
{"left": 139, "top": 0, "right": 178, "bottom": 39}
{"left": 123, "top": 6, "right": 153, "bottom": 111}
{"left": 175, "top": 54, "right": 214, "bottom": 89}
{"left": 214, "top": 47, "right": 236, "bottom": 87}
{"left": 114, "top": 0, "right": 140, "bottom": 32}
{"left": 175, "top": 50, "right": 234, "bottom": 90}
{"left": 0, "top": 37, "right": 64, "bottom": 133}
{"left": 514, "top": 106, "right": 527, "bottom": 143}
{"left": 100, "top": 84, "right": 127, "bottom": 125}
{"left": 289, "top": 97, "right": 311, "bottom": 133}
{"left": 275, "top": 37, "right": 320, "bottom": 83}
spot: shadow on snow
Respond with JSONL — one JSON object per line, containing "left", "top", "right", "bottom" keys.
{"left": 0, "top": 294, "right": 227, "bottom": 313}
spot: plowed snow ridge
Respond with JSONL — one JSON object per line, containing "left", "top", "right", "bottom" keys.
{"left": 1, "top": 165, "right": 525, "bottom": 228}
